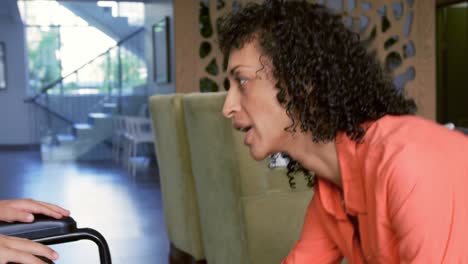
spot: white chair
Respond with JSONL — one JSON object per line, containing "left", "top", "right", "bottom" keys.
{"left": 112, "top": 115, "right": 126, "bottom": 164}
{"left": 124, "top": 116, "right": 155, "bottom": 178}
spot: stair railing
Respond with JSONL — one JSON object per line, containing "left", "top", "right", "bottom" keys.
{"left": 25, "top": 27, "right": 147, "bottom": 144}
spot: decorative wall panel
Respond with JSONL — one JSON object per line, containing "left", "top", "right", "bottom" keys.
{"left": 174, "top": 0, "right": 435, "bottom": 118}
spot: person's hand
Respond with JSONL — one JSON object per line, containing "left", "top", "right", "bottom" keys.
{"left": 0, "top": 234, "right": 58, "bottom": 264}
{"left": 0, "top": 199, "right": 70, "bottom": 223}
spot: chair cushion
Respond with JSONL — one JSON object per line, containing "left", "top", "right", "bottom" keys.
{"left": 0, "top": 215, "right": 77, "bottom": 240}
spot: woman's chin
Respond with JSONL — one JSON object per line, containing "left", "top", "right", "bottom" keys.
{"left": 249, "top": 147, "right": 269, "bottom": 161}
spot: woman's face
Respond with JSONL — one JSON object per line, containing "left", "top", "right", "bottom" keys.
{"left": 222, "top": 41, "right": 295, "bottom": 160}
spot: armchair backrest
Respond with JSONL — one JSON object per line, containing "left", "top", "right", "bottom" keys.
{"left": 183, "top": 92, "right": 313, "bottom": 264}
{"left": 183, "top": 92, "right": 249, "bottom": 263}
{"left": 148, "top": 94, "right": 205, "bottom": 260}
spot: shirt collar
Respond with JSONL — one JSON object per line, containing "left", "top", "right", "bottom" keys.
{"left": 335, "top": 132, "right": 367, "bottom": 215}
{"left": 316, "top": 178, "right": 348, "bottom": 220}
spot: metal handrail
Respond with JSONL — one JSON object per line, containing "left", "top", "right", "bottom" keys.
{"left": 30, "top": 100, "right": 74, "bottom": 125}
{"left": 25, "top": 26, "right": 145, "bottom": 103}
{"left": 25, "top": 25, "right": 146, "bottom": 145}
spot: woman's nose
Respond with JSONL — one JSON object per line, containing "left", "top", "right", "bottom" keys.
{"left": 222, "top": 89, "right": 240, "bottom": 118}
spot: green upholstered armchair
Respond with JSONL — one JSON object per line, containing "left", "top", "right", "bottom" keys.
{"left": 149, "top": 94, "right": 205, "bottom": 264}
{"left": 182, "top": 92, "right": 313, "bottom": 264}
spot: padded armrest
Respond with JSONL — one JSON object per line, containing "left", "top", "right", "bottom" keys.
{"left": 0, "top": 216, "right": 111, "bottom": 264}
{"left": 0, "top": 215, "right": 77, "bottom": 240}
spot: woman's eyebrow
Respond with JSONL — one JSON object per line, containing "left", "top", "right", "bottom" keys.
{"left": 229, "top": 64, "right": 255, "bottom": 76}
{"left": 229, "top": 65, "right": 243, "bottom": 76}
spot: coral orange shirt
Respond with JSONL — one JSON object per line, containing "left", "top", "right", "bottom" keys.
{"left": 283, "top": 115, "right": 468, "bottom": 264}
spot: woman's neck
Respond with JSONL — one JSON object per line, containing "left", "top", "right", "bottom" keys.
{"left": 286, "top": 132, "right": 342, "bottom": 188}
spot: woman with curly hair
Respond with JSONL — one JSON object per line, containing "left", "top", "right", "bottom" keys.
{"left": 219, "top": 0, "right": 468, "bottom": 263}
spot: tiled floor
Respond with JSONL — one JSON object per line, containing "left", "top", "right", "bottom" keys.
{"left": 0, "top": 149, "right": 169, "bottom": 264}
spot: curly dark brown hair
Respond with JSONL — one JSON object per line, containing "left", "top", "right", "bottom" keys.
{"left": 218, "top": 0, "right": 417, "bottom": 187}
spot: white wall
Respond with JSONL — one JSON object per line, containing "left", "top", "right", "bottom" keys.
{"left": 144, "top": 0, "right": 175, "bottom": 95}
{"left": 0, "top": 18, "right": 32, "bottom": 145}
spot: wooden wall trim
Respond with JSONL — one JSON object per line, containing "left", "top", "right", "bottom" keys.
{"left": 174, "top": 0, "right": 199, "bottom": 93}
{"left": 408, "top": 0, "right": 436, "bottom": 119}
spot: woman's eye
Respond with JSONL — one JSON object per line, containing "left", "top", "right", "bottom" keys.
{"left": 237, "top": 77, "right": 247, "bottom": 87}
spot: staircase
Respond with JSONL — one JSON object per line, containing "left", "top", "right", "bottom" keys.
{"left": 60, "top": 1, "right": 145, "bottom": 60}
{"left": 27, "top": 2, "right": 148, "bottom": 162}
{"left": 40, "top": 101, "right": 117, "bottom": 162}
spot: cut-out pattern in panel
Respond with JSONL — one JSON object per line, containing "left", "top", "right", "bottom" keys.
{"left": 199, "top": 2, "right": 213, "bottom": 38}
{"left": 223, "top": 77, "right": 230, "bottom": 90}
{"left": 384, "top": 35, "right": 399, "bottom": 50}
{"left": 200, "top": 77, "right": 219, "bottom": 92}
{"left": 394, "top": 66, "right": 415, "bottom": 91}
{"left": 200, "top": 41, "right": 212, "bottom": 59}
{"left": 197, "top": 0, "right": 417, "bottom": 94}
{"left": 205, "top": 58, "right": 219, "bottom": 76}
{"left": 217, "top": 0, "right": 225, "bottom": 10}
{"left": 403, "top": 41, "right": 415, "bottom": 58}
{"left": 386, "top": 51, "right": 403, "bottom": 71}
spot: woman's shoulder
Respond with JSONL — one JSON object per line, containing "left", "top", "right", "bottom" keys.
{"left": 360, "top": 115, "right": 468, "bottom": 195}
{"left": 363, "top": 114, "right": 466, "bottom": 148}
